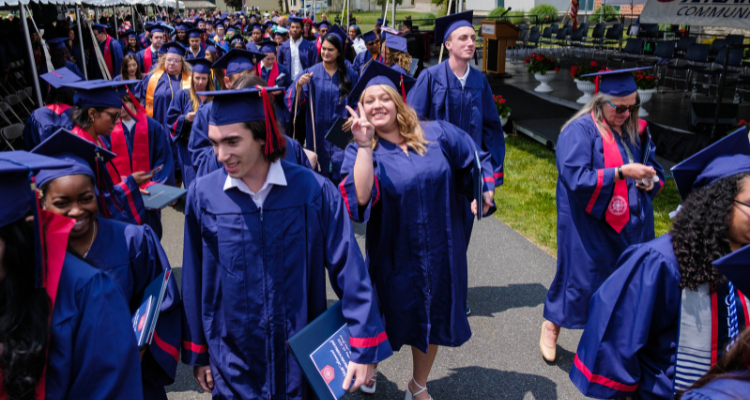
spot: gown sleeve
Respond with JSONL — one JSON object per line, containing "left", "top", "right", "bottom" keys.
{"left": 406, "top": 69, "right": 432, "bottom": 121}
{"left": 570, "top": 243, "right": 681, "bottom": 399}
{"left": 128, "top": 224, "right": 182, "bottom": 385}
{"left": 318, "top": 180, "right": 393, "bottom": 364}
{"left": 480, "top": 78, "right": 506, "bottom": 187}
{"left": 338, "top": 142, "right": 381, "bottom": 224}
{"left": 108, "top": 173, "right": 147, "bottom": 225}
{"left": 556, "top": 119, "right": 616, "bottom": 220}
{"left": 180, "top": 182, "right": 210, "bottom": 366}
{"left": 165, "top": 90, "right": 191, "bottom": 142}
{"left": 188, "top": 104, "right": 222, "bottom": 178}
{"left": 67, "top": 271, "right": 144, "bottom": 400}
{"left": 148, "top": 116, "right": 176, "bottom": 186}
{"left": 284, "top": 134, "right": 313, "bottom": 169}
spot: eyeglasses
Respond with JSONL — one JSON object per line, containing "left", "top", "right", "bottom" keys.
{"left": 165, "top": 57, "right": 182, "bottom": 64}
{"left": 607, "top": 101, "right": 640, "bottom": 115}
{"left": 102, "top": 110, "right": 121, "bottom": 122}
{"left": 735, "top": 200, "right": 750, "bottom": 209}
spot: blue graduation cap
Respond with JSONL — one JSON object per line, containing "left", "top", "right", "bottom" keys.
{"left": 211, "top": 48, "right": 265, "bottom": 76}
{"left": 580, "top": 67, "right": 652, "bottom": 97}
{"left": 146, "top": 23, "right": 164, "bottom": 34}
{"left": 63, "top": 79, "right": 140, "bottom": 109}
{"left": 122, "top": 29, "right": 137, "bottom": 38}
{"left": 226, "top": 25, "right": 237, "bottom": 34}
{"left": 434, "top": 10, "right": 473, "bottom": 45}
{"left": 326, "top": 25, "right": 347, "bottom": 46}
{"left": 187, "top": 58, "right": 213, "bottom": 74}
{"left": 317, "top": 20, "right": 331, "bottom": 30}
{"left": 348, "top": 61, "right": 416, "bottom": 106}
{"left": 252, "top": 23, "right": 263, "bottom": 32}
{"left": 257, "top": 40, "right": 278, "bottom": 54}
{"left": 230, "top": 33, "right": 246, "bottom": 46}
{"left": 362, "top": 30, "right": 378, "bottom": 43}
{"left": 672, "top": 126, "right": 750, "bottom": 201}
{"left": 174, "top": 14, "right": 183, "bottom": 21}
{"left": 46, "top": 37, "right": 67, "bottom": 50}
{"left": 187, "top": 28, "right": 203, "bottom": 38}
{"left": 92, "top": 23, "right": 108, "bottom": 34}
{"left": 196, "top": 86, "right": 286, "bottom": 155}
{"left": 384, "top": 34, "right": 407, "bottom": 53}
{"left": 712, "top": 243, "right": 750, "bottom": 296}
{"left": 205, "top": 20, "right": 214, "bottom": 27}
{"left": 264, "top": 20, "right": 276, "bottom": 29}
{"left": 40, "top": 67, "right": 82, "bottom": 89}
{"left": 289, "top": 16, "right": 304, "bottom": 25}
{"left": 0, "top": 150, "right": 73, "bottom": 289}
{"left": 195, "top": 18, "right": 205, "bottom": 26}
{"left": 375, "top": 18, "right": 388, "bottom": 26}
{"left": 176, "top": 23, "right": 189, "bottom": 31}
{"left": 161, "top": 41, "right": 187, "bottom": 56}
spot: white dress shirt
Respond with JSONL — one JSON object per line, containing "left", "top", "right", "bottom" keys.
{"left": 222, "top": 160, "right": 287, "bottom": 209}
{"left": 290, "top": 36, "right": 305, "bottom": 81}
{"left": 454, "top": 63, "right": 470, "bottom": 89}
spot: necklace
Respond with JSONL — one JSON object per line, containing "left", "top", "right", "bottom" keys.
{"left": 82, "top": 220, "right": 97, "bottom": 259}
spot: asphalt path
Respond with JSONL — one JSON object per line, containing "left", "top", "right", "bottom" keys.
{"left": 159, "top": 203, "right": 586, "bottom": 400}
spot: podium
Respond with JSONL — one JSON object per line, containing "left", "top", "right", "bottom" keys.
{"left": 480, "top": 20, "right": 521, "bottom": 75}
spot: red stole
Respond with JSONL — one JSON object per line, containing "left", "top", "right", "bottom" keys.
{"left": 72, "top": 125, "right": 107, "bottom": 149}
{"left": 256, "top": 62, "right": 279, "bottom": 86}
{"left": 316, "top": 37, "right": 322, "bottom": 54}
{"left": 45, "top": 104, "right": 71, "bottom": 115}
{"left": 144, "top": 48, "right": 154, "bottom": 74}
{"left": 590, "top": 111, "right": 629, "bottom": 233}
{"left": 103, "top": 36, "right": 114, "bottom": 76}
{"left": 109, "top": 101, "right": 151, "bottom": 187}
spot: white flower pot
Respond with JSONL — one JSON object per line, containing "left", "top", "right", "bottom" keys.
{"left": 533, "top": 71, "right": 556, "bottom": 93}
{"left": 575, "top": 79, "right": 596, "bottom": 104}
{"left": 501, "top": 113, "right": 509, "bottom": 127}
{"left": 637, "top": 88, "right": 656, "bottom": 117}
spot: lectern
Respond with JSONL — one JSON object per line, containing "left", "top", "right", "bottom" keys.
{"left": 481, "top": 20, "right": 521, "bottom": 75}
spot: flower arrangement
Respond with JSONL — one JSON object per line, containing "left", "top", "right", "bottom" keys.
{"left": 494, "top": 95, "right": 511, "bottom": 119}
{"left": 524, "top": 52, "right": 559, "bottom": 75}
{"left": 570, "top": 60, "right": 603, "bottom": 82}
{"left": 633, "top": 71, "right": 658, "bottom": 90}
{"left": 728, "top": 119, "right": 749, "bottom": 136}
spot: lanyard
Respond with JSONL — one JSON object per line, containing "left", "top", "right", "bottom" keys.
{"left": 616, "top": 131, "right": 634, "bottom": 164}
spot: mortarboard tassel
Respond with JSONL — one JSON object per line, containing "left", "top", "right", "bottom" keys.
{"left": 400, "top": 75, "right": 407, "bottom": 105}
{"left": 594, "top": 75, "right": 600, "bottom": 95}
{"left": 256, "top": 85, "right": 286, "bottom": 155}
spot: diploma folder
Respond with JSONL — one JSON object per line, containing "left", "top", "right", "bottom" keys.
{"left": 142, "top": 184, "right": 187, "bottom": 210}
{"left": 132, "top": 270, "right": 171, "bottom": 349}
{"left": 473, "top": 150, "right": 482, "bottom": 221}
{"left": 287, "top": 301, "right": 354, "bottom": 400}
{"left": 324, "top": 117, "right": 353, "bottom": 151}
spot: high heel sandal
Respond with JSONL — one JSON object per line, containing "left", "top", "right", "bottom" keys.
{"left": 359, "top": 367, "right": 377, "bottom": 394}
{"left": 404, "top": 377, "right": 432, "bottom": 400}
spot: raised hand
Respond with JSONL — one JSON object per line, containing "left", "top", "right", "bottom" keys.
{"left": 296, "top": 72, "right": 313, "bottom": 87}
{"left": 345, "top": 102, "right": 375, "bottom": 147}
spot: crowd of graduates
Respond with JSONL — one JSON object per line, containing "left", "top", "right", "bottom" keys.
{"left": 0, "top": 4, "right": 749, "bottom": 400}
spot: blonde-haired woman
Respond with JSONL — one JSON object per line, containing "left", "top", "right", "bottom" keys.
{"left": 165, "top": 57, "right": 215, "bottom": 189}
{"left": 138, "top": 42, "right": 192, "bottom": 184}
{"left": 382, "top": 34, "right": 412, "bottom": 76}
{"left": 339, "top": 66, "right": 496, "bottom": 400}
{"left": 540, "top": 68, "right": 665, "bottom": 363}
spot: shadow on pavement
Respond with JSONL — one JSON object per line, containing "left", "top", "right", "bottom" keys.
{"left": 429, "top": 366, "right": 557, "bottom": 399}
{"left": 554, "top": 345, "right": 576, "bottom": 375}
{"left": 467, "top": 284, "right": 548, "bottom": 317}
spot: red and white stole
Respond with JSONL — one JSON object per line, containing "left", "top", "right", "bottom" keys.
{"left": 590, "top": 111, "right": 629, "bottom": 233}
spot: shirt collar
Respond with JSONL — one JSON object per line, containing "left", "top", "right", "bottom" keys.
{"left": 222, "top": 159, "right": 287, "bottom": 193}
{"left": 292, "top": 36, "right": 303, "bottom": 45}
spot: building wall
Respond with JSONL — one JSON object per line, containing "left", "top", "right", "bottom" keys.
{"left": 468, "top": 0, "right": 498, "bottom": 12}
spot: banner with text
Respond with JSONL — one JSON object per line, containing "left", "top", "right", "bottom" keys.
{"left": 640, "top": 0, "right": 750, "bottom": 29}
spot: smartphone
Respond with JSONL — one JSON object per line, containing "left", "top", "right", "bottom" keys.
{"left": 146, "top": 164, "right": 164, "bottom": 175}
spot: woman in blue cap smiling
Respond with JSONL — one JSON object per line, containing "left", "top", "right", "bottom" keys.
{"left": 569, "top": 126, "right": 750, "bottom": 400}
{"left": 0, "top": 151, "right": 143, "bottom": 400}
{"left": 540, "top": 67, "right": 665, "bottom": 363}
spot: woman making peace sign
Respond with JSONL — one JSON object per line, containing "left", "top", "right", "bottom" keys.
{"left": 339, "top": 63, "right": 496, "bottom": 400}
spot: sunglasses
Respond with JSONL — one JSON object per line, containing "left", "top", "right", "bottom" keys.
{"left": 607, "top": 101, "right": 640, "bottom": 115}
{"left": 366, "top": 40, "right": 379, "bottom": 46}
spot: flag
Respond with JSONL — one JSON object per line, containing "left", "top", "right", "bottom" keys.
{"left": 570, "top": 0, "right": 580, "bottom": 30}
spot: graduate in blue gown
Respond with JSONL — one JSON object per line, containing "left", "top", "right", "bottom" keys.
{"left": 351, "top": 30, "right": 384, "bottom": 75}
{"left": 90, "top": 23, "right": 124, "bottom": 80}
{"left": 24, "top": 67, "right": 80, "bottom": 149}
{"left": 287, "top": 31, "right": 358, "bottom": 182}
{"left": 0, "top": 151, "right": 143, "bottom": 400}
{"left": 571, "top": 127, "right": 750, "bottom": 400}
{"left": 277, "top": 16, "right": 317, "bottom": 82}
{"left": 165, "top": 58, "right": 216, "bottom": 190}
{"left": 185, "top": 28, "right": 206, "bottom": 60}
{"left": 121, "top": 29, "right": 141, "bottom": 56}
{"left": 255, "top": 40, "right": 293, "bottom": 135}
{"left": 407, "top": 11, "right": 506, "bottom": 252}
{"left": 136, "top": 25, "right": 164, "bottom": 74}
{"left": 33, "top": 130, "right": 182, "bottom": 400}
{"left": 540, "top": 68, "right": 665, "bottom": 363}
{"left": 181, "top": 86, "right": 391, "bottom": 399}
{"left": 338, "top": 67, "right": 496, "bottom": 398}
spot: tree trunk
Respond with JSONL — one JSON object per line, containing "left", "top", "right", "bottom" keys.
{"left": 284, "top": 0, "right": 290, "bottom": 13}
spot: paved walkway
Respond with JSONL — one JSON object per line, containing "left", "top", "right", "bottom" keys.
{"left": 159, "top": 204, "right": 586, "bottom": 399}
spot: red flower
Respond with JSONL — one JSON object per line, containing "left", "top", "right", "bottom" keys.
{"left": 590, "top": 60, "right": 598, "bottom": 67}
{"left": 739, "top": 119, "right": 748, "bottom": 126}
{"left": 531, "top": 52, "right": 537, "bottom": 57}
{"left": 554, "top": 67, "right": 560, "bottom": 72}
{"left": 498, "top": 99, "right": 506, "bottom": 104}
{"left": 536, "top": 56, "right": 544, "bottom": 61}
{"left": 636, "top": 74, "right": 644, "bottom": 80}
{"left": 524, "top": 57, "right": 530, "bottom": 63}
{"left": 571, "top": 66, "right": 578, "bottom": 73}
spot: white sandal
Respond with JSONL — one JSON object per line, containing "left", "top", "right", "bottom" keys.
{"left": 359, "top": 367, "right": 377, "bottom": 394}
{"left": 404, "top": 377, "right": 432, "bottom": 400}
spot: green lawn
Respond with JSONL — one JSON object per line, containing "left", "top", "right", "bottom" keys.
{"left": 494, "top": 135, "right": 681, "bottom": 256}
{"left": 314, "top": 10, "right": 434, "bottom": 32}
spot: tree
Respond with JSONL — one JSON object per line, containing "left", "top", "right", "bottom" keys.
{"left": 375, "top": 0, "right": 402, "bottom": 26}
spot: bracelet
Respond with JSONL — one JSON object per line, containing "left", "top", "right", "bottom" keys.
{"left": 617, "top": 166, "right": 624, "bottom": 180}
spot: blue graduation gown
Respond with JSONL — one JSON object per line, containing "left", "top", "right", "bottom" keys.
{"left": 185, "top": 47, "right": 206, "bottom": 60}
{"left": 680, "top": 375, "right": 750, "bottom": 400}
{"left": 259, "top": 62, "right": 293, "bottom": 135}
{"left": 113, "top": 74, "right": 139, "bottom": 96}
{"left": 286, "top": 62, "right": 359, "bottom": 182}
{"left": 245, "top": 41, "right": 259, "bottom": 52}
{"left": 136, "top": 47, "right": 158, "bottom": 74}
{"left": 139, "top": 33, "right": 152, "bottom": 49}
{"left": 84, "top": 217, "right": 182, "bottom": 400}
{"left": 188, "top": 101, "right": 311, "bottom": 180}
{"left": 545, "top": 115, "right": 664, "bottom": 329}
{"left": 277, "top": 38, "right": 317, "bottom": 80}
{"left": 181, "top": 161, "right": 392, "bottom": 399}
{"left": 125, "top": 47, "right": 139, "bottom": 56}
{"left": 352, "top": 51, "right": 383, "bottom": 76}
{"left": 47, "top": 253, "right": 144, "bottom": 399}
{"left": 391, "top": 63, "right": 409, "bottom": 76}
{"left": 339, "top": 121, "right": 495, "bottom": 352}
{"left": 120, "top": 116, "right": 176, "bottom": 237}
{"left": 24, "top": 104, "right": 75, "bottom": 149}
{"left": 137, "top": 72, "right": 185, "bottom": 171}
{"left": 65, "top": 60, "right": 85, "bottom": 80}
{"left": 90, "top": 36, "right": 123, "bottom": 80}
{"left": 165, "top": 89, "right": 199, "bottom": 188}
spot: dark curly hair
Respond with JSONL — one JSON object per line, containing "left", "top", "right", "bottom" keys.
{"left": 0, "top": 218, "right": 51, "bottom": 400}
{"left": 671, "top": 171, "right": 750, "bottom": 291}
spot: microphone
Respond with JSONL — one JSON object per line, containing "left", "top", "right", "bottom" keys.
{"left": 499, "top": 7, "right": 512, "bottom": 18}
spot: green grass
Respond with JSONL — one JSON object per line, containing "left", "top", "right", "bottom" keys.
{"left": 314, "top": 10, "right": 434, "bottom": 32}
{"left": 494, "top": 135, "right": 681, "bottom": 256}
